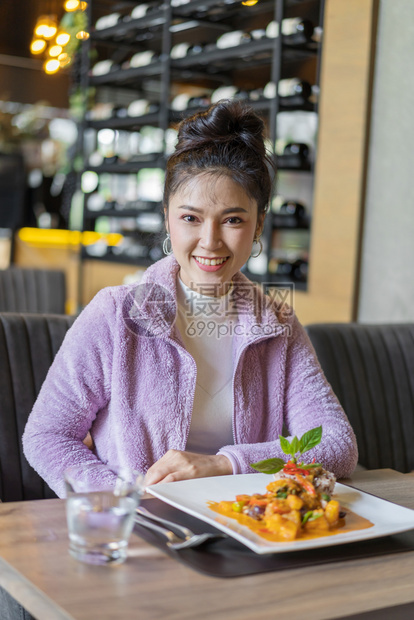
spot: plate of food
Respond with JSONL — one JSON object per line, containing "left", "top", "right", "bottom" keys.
{"left": 146, "top": 428, "right": 414, "bottom": 554}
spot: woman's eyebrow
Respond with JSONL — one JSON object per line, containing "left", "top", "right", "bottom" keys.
{"left": 178, "top": 205, "right": 249, "bottom": 214}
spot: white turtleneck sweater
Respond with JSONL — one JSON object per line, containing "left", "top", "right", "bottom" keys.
{"left": 175, "top": 276, "right": 235, "bottom": 454}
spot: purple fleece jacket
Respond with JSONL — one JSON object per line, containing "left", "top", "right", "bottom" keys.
{"left": 23, "top": 256, "right": 358, "bottom": 497}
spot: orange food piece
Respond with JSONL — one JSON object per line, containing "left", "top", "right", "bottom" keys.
{"left": 265, "top": 513, "right": 283, "bottom": 532}
{"left": 283, "top": 510, "right": 301, "bottom": 526}
{"left": 278, "top": 519, "right": 300, "bottom": 541}
{"left": 236, "top": 494, "right": 251, "bottom": 503}
{"left": 264, "top": 499, "right": 291, "bottom": 515}
{"left": 266, "top": 480, "right": 288, "bottom": 492}
{"left": 324, "top": 500, "right": 340, "bottom": 526}
{"left": 287, "top": 494, "right": 303, "bottom": 510}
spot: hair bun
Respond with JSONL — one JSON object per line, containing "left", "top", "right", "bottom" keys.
{"left": 175, "top": 99, "right": 266, "bottom": 156}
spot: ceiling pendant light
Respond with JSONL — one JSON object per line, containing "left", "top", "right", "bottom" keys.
{"left": 58, "top": 52, "right": 72, "bottom": 67}
{"left": 49, "top": 44, "right": 63, "bottom": 57}
{"left": 44, "top": 21, "right": 58, "bottom": 40}
{"left": 56, "top": 31, "right": 71, "bottom": 46}
{"left": 76, "top": 30, "right": 90, "bottom": 40}
{"left": 64, "top": 0, "right": 81, "bottom": 12}
{"left": 30, "top": 39, "right": 47, "bottom": 54}
{"left": 44, "top": 58, "right": 60, "bottom": 74}
{"left": 35, "top": 16, "right": 52, "bottom": 37}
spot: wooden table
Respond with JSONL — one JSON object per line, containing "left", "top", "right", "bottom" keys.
{"left": 1, "top": 469, "right": 414, "bottom": 620}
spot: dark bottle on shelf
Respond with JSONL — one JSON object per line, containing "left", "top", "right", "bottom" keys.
{"left": 291, "top": 259, "right": 308, "bottom": 283}
{"left": 284, "top": 143, "right": 309, "bottom": 158}
{"left": 234, "top": 89, "right": 250, "bottom": 101}
{"left": 103, "top": 155, "right": 119, "bottom": 165}
{"left": 274, "top": 201, "right": 308, "bottom": 228}
{"left": 279, "top": 201, "right": 306, "bottom": 219}
{"left": 278, "top": 78, "right": 313, "bottom": 106}
{"left": 266, "top": 18, "right": 315, "bottom": 46}
{"left": 279, "top": 200, "right": 306, "bottom": 220}
{"left": 275, "top": 261, "right": 293, "bottom": 278}
{"left": 143, "top": 2, "right": 163, "bottom": 16}
{"left": 186, "top": 43, "right": 204, "bottom": 56}
{"left": 278, "top": 143, "right": 311, "bottom": 170}
{"left": 275, "top": 259, "right": 308, "bottom": 283}
{"left": 187, "top": 95, "right": 211, "bottom": 109}
{"left": 282, "top": 18, "right": 314, "bottom": 45}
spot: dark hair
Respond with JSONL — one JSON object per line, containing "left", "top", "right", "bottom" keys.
{"left": 164, "top": 100, "right": 275, "bottom": 217}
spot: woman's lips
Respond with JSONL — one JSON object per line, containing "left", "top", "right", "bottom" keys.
{"left": 193, "top": 256, "right": 229, "bottom": 272}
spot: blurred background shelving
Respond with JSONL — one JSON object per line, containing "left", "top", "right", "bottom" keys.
{"left": 77, "top": 0, "right": 324, "bottom": 292}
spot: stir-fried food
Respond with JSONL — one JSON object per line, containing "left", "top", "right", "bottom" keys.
{"left": 210, "top": 475, "right": 345, "bottom": 542}
{"left": 209, "top": 426, "right": 350, "bottom": 542}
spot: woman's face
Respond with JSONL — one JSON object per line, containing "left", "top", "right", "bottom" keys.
{"left": 165, "top": 173, "right": 263, "bottom": 296}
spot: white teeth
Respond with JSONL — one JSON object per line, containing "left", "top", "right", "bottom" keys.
{"left": 195, "top": 257, "right": 227, "bottom": 266}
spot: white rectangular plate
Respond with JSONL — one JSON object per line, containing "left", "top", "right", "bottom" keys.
{"left": 146, "top": 473, "right": 414, "bottom": 554}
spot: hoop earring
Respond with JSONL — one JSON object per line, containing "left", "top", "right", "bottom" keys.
{"left": 250, "top": 236, "right": 263, "bottom": 258}
{"left": 162, "top": 233, "right": 173, "bottom": 256}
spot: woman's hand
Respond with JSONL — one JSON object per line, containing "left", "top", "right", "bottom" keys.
{"left": 144, "top": 450, "right": 232, "bottom": 485}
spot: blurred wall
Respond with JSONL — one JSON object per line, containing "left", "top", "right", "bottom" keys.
{"left": 0, "top": 59, "right": 70, "bottom": 108}
{"left": 294, "top": 0, "right": 376, "bottom": 324}
{"left": 358, "top": 0, "right": 414, "bottom": 322}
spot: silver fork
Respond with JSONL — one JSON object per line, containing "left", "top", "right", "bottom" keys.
{"left": 134, "top": 507, "right": 226, "bottom": 550}
{"left": 136, "top": 505, "right": 195, "bottom": 539}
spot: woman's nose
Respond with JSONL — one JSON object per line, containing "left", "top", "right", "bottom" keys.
{"left": 199, "top": 222, "right": 222, "bottom": 250}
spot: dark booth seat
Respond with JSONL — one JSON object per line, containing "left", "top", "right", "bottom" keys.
{"left": 0, "top": 267, "right": 66, "bottom": 314}
{"left": 305, "top": 322, "right": 414, "bottom": 473}
{"left": 0, "top": 312, "right": 76, "bottom": 502}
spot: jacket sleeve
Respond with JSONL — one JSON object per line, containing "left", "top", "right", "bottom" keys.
{"left": 218, "top": 315, "right": 359, "bottom": 478}
{"left": 22, "top": 288, "right": 117, "bottom": 497}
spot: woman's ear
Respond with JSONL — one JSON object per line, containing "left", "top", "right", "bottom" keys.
{"left": 255, "top": 212, "right": 266, "bottom": 238}
{"left": 164, "top": 207, "right": 169, "bottom": 234}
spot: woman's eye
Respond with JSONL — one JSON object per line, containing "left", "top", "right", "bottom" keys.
{"left": 183, "top": 215, "right": 197, "bottom": 223}
{"left": 226, "top": 217, "right": 242, "bottom": 224}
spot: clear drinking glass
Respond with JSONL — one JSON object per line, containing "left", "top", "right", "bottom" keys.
{"left": 64, "top": 463, "right": 144, "bottom": 565}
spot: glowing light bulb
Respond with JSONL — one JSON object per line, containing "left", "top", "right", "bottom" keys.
{"left": 31, "top": 39, "right": 47, "bottom": 54}
{"left": 35, "top": 24, "right": 48, "bottom": 37}
{"left": 35, "top": 17, "right": 50, "bottom": 37}
{"left": 56, "top": 31, "right": 70, "bottom": 46}
{"left": 76, "top": 30, "right": 90, "bottom": 40}
{"left": 58, "top": 52, "right": 71, "bottom": 67}
{"left": 49, "top": 45, "right": 63, "bottom": 57}
{"left": 44, "top": 59, "right": 60, "bottom": 74}
{"left": 242, "top": 0, "right": 258, "bottom": 5}
{"left": 44, "top": 24, "right": 58, "bottom": 39}
{"left": 80, "top": 1, "right": 88, "bottom": 10}
{"left": 64, "top": 0, "right": 80, "bottom": 11}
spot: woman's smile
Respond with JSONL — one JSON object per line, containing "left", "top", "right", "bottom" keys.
{"left": 193, "top": 256, "right": 230, "bottom": 270}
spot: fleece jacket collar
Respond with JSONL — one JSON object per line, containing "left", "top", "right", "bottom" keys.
{"left": 133, "top": 256, "right": 285, "bottom": 345}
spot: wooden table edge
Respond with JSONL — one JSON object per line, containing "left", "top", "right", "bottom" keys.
{"left": 0, "top": 555, "right": 73, "bottom": 620}
{"left": 1, "top": 468, "right": 413, "bottom": 620}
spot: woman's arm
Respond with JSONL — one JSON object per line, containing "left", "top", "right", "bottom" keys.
{"left": 218, "top": 316, "right": 358, "bottom": 478}
{"left": 22, "top": 289, "right": 116, "bottom": 497}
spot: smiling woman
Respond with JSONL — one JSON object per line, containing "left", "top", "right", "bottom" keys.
{"left": 166, "top": 174, "right": 260, "bottom": 296}
{"left": 162, "top": 100, "right": 273, "bottom": 297}
{"left": 23, "top": 100, "right": 358, "bottom": 497}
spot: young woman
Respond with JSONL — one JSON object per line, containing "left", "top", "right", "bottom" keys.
{"left": 23, "top": 101, "right": 358, "bottom": 496}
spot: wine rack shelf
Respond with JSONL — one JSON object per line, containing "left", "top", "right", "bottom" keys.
{"left": 79, "top": 0, "right": 324, "bottom": 289}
